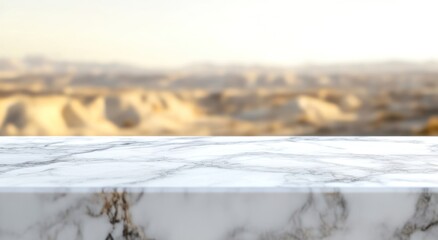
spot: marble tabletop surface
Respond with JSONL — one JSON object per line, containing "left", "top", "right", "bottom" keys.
{"left": 1, "top": 137, "right": 438, "bottom": 189}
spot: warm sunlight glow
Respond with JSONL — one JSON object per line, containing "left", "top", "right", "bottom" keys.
{"left": 1, "top": 0, "right": 438, "bottom": 67}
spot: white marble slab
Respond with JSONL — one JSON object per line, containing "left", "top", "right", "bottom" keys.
{"left": 1, "top": 137, "right": 438, "bottom": 188}
{"left": 1, "top": 137, "right": 438, "bottom": 240}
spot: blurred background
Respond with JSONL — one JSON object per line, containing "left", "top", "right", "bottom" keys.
{"left": 1, "top": 0, "right": 438, "bottom": 136}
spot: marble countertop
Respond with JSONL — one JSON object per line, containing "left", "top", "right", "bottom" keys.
{"left": 1, "top": 137, "right": 438, "bottom": 189}
{"left": 3, "top": 137, "right": 438, "bottom": 240}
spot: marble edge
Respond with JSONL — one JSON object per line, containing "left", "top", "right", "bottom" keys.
{"left": 1, "top": 186, "right": 438, "bottom": 193}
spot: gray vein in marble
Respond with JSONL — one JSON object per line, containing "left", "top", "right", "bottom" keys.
{"left": 1, "top": 137, "right": 438, "bottom": 188}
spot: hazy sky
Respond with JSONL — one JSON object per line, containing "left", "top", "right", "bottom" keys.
{"left": 1, "top": 0, "right": 438, "bottom": 68}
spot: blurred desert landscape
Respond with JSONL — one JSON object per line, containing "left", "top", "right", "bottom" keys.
{"left": 2, "top": 1, "right": 438, "bottom": 136}
{"left": 1, "top": 56, "right": 438, "bottom": 136}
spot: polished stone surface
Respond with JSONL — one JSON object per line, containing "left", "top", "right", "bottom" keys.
{"left": 1, "top": 137, "right": 438, "bottom": 240}
{"left": 1, "top": 137, "right": 438, "bottom": 188}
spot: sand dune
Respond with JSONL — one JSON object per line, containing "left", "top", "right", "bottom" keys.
{"left": 0, "top": 91, "right": 202, "bottom": 135}
{"left": 1, "top": 59, "right": 438, "bottom": 135}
